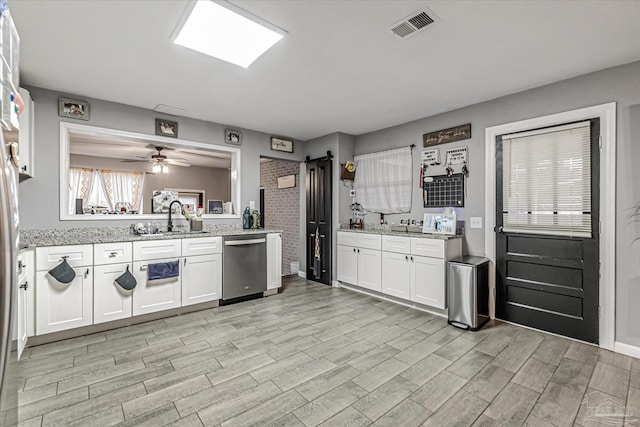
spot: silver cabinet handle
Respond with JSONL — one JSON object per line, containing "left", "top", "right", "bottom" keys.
{"left": 410, "top": 256, "right": 414, "bottom": 262}
{"left": 405, "top": 255, "right": 408, "bottom": 261}
{"left": 109, "top": 252, "right": 118, "bottom": 258}
{"left": 140, "top": 265, "right": 148, "bottom": 270}
{"left": 184, "top": 258, "right": 187, "bottom": 266}
{"left": 84, "top": 268, "right": 90, "bottom": 278}
{"left": 19, "top": 281, "right": 28, "bottom": 290}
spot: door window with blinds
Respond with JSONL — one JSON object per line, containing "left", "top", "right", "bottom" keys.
{"left": 501, "top": 121, "right": 592, "bottom": 237}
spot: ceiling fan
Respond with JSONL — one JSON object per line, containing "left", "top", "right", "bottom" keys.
{"left": 122, "top": 146, "right": 190, "bottom": 173}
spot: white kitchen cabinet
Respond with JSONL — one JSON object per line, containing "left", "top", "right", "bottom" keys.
{"left": 182, "top": 254, "right": 221, "bottom": 306}
{"left": 16, "top": 248, "right": 34, "bottom": 359}
{"left": 132, "top": 258, "right": 181, "bottom": 316}
{"left": 411, "top": 255, "right": 446, "bottom": 309}
{"left": 35, "top": 267, "right": 93, "bottom": 335}
{"left": 94, "top": 262, "right": 133, "bottom": 323}
{"left": 18, "top": 87, "right": 34, "bottom": 178}
{"left": 381, "top": 251, "right": 411, "bottom": 299}
{"left": 94, "top": 242, "right": 133, "bottom": 266}
{"left": 337, "top": 244, "right": 357, "bottom": 285}
{"left": 357, "top": 248, "right": 382, "bottom": 292}
{"left": 267, "top": 233, "right": 282, "bottom": 290}
{"left": 182, "top": 237, "right": 222, "bottom": 257}
{"left": 133, "top": 239, "right": 181, "bottom": 261}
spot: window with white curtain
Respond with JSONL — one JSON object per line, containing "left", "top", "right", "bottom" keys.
{"left": 69, "top": 168, "right": 145, "bottom": 214}
{"left": 354, "top": 146, "right": 413, "bottom": 214}
{"left": 501, "top": 121, "right": 592, "bottom": 237}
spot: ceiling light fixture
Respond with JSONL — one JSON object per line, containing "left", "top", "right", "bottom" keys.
{"left": 173, "top": 0, "right": 285, "bottom": 68}
{"left": 162, "top": 164, "right": 169, "bottom": 174}
{"left": 152, "top": 162, "right": 161, "bottom": 174}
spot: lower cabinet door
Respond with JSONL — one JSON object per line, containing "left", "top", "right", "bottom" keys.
{"left": 132, "top": 258, "right": 181, "bottom": 316}
{"left": 94, "top": 263, "right": 133, "bottom": 324}
{"left": 17, "top": 277, "right": 28, "bottom": 359}
{"left": 411, "top": 255, "right": 446, "bottom": 309}
{"left": 36, "top": 267, "right": 93, "bottom": 335}
{"left": 267, "top": 234, "right": 282, "bottom": 290}
{"left": 357, "top": 248, "right": 382, "bottom": 292}
{"left": 182, "top": 254, "right": 222, "bottom": 306}
{"left": 337, "top": 245, "right": 358, "bottom": 285}
{"left": 381, "top": 251, "right": 411, "bottom": 299}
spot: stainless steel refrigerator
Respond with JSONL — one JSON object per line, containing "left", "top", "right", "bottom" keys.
{"left": 0, "top": 133, "right": 20, "bottom": 426}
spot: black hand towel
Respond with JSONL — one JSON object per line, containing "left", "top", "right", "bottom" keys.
{"left": 148, "top": 260, "right": 179, "bottom": 281}
{"left": 48, "top": 258, "right": 76, "bottom": 284}
{"left": 115, "top": 265, "right": 137, "bottom": 290}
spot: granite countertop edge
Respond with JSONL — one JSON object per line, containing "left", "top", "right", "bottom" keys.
{"left": 338, "top": 227, "right": 463, "bottom": 240}
{"left": 21, "top": 229, "right": 283, "bottom": 248}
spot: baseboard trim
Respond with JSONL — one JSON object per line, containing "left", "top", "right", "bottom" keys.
{"left": 332, "top": 280, "right": 341, "bottom": 288}
{"left": 297, "top": 271, "right": 306, "bottom": 279}
{"left": 339, "top": 282, "right": 447, "bottom": 319}
{"left": 614, "top": 342, "right": 640, "bottom": 359}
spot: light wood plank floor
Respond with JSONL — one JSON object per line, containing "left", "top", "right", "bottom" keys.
{"left": 13, "top": 277, "right": 640, "bottom": 426}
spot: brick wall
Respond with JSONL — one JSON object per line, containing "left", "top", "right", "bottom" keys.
{"left": 260, "top": 159, "right": 300, "bottom": 275}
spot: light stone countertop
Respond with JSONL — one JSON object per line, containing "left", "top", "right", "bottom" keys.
{"left": 20, "top": 225, "right": 282, "bottom": 248}
{"left": 338, "top": 226, "right": 463, "bottom": 240}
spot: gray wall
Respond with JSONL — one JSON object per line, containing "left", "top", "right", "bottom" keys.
{"left": 354, "top": 60, "right": 640, "bottom": 347}
{"left": 70, "top": 154, "right": 231, "bottom": 213}
{"left": 260, "top": 159, "right": 300, "bottom": 275}
{"left": 19, "top": 86, "right": 304, "bottom": 229}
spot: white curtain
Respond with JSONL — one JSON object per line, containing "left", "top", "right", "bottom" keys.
{"left": 100, "top": 170, "right": 145, "bottom": 212}
{"left": 68, "top": 168, "right": 95, "bottom": 215}
{"left": 354, "top": 146, "right": 413, "bottom": 214}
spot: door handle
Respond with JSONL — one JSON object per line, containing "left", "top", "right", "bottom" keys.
{"left": 19, "top": 281, "right": 28, "bottom": 290}
{"left": 495, "top": 226, "right": 504, "bottom": 233}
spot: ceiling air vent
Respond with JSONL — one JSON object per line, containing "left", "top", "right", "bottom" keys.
{"left": 390, "top": 9, "right": 437, "bottom": 39}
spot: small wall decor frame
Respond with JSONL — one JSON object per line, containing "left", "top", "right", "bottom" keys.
{"left": 59, "top": 98, "right": 89, "bottom": 121}
{"left": 271, "top": 137, "right": 294, "bottom": 153}
{"left": 155, "top": 119, "right": 178, "bottom": 138}
{"left": 225, "top": 129, "right": 242, "bottom": 146}
{"left": 423, "top": 123, "right": 471, "bottom": 147}
{"left": 277, "top": 174, "right": 296, "bottom": 189}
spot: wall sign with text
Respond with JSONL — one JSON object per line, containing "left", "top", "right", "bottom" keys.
{"left": 423, "top": 123, "right": 471, "bottom": 147}
{"left": 271, "top": 137, "right": 294, "bottom": 153}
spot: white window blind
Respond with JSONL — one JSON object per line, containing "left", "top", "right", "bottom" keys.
{"left": 354, "top": 146, "right": 412, "bottom": 214}
{"left": 502, "top": 121, "right": 592, "bottom": 238}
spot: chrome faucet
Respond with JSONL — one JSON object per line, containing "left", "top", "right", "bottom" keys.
{"left": 167, "top": 200, "right": 183, "bottom": 232}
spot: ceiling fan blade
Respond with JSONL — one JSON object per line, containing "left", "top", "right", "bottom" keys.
{"left": 166, "top": 159, "right": 191, "bottom": 167}
{"left": 121, "top": 159, "right": 150, "bottom": 163}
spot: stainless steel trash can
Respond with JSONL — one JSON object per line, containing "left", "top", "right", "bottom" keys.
{"left": 447, "top": 256, "right": 490, "bottom": 331}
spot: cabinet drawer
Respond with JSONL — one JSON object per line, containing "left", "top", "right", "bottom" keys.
{"left": 133, "top": 239, "right": 181, "bottom": 261}
{"left": 94, "top": 242, "right": 133, "bottom": 265}
{"left": 410, "top": 238, "right": 444, "bottom": 258}
{"left": 181, "top": 236, "right": 222, "bottom": 257}
{"left": 337, "top": 231, "right": 358, "bottom": 247}
{"left": 36, "top": 245, "right": 93, "bottom": 271}
{"left": 358, "top": 233, "right": 382, "bottom": 250}
{"left": 382, "top": 235, "right": 410, "bottom": 254}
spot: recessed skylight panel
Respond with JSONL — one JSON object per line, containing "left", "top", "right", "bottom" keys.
{"left": 174, "top": 0, "right": 284, "bottom": 68}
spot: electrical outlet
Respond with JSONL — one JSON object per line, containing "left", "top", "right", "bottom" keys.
{"left": 350, "top": 189, "right": 356, "bottom": 197}
{"left": 470, "top": 217, "right": 482, "bottom": 229}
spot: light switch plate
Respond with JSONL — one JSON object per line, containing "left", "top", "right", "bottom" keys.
{"left": 470, "top": 217, "right": 482, "bottom": 229}
{"left": 249, "top": 201, "right": 255, "bottom": 210}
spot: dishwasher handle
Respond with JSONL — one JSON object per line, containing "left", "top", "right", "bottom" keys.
{"left": 224, "top": 238, "right": 266, "bottom": 246}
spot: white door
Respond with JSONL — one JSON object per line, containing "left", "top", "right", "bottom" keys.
{"left": 267, "top": 233, "right": 282, "bottom": 290}
{"left": 94, "top": 263, "right": 133, "bottom": 323}
{"left": 182, "top": 254, "right": 221, "bottom": 306}
{"left": 16, "top": 277, "right": 28, "bottom": 359}
{"left": 357, "top": 248, "right": 382, "bottom": 292}
{"left": 132, "top": 258, "right": 181, "bottom": 315}
{"left": 381, "top": 251, "right": 411, "bottom": 299}
{"left": 337, "top": 245, "right": 357, "bottom": 285}
{"left": 411, "top": 255, "right": 445, "bottom": 309}
{"left": 36, "top": 267, "right": 93, "bottom": 335}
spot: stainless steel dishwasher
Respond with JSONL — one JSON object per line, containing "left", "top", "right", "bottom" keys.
{"left": 222, "top": 234, "right": 267, "bottom": 303}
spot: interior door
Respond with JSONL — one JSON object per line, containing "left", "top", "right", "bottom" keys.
{"left": 495, "top": 120, "right": 600, "bottom": 343}
{"left": 306, "top": 158, "right": 332, "bottom": 285}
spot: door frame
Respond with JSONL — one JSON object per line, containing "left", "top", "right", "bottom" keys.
{"left": 484, "top": 102, "right": 616, "bottom": 351}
